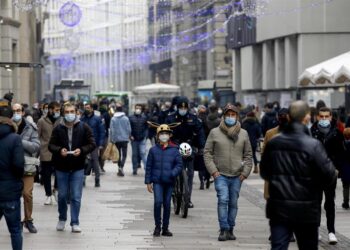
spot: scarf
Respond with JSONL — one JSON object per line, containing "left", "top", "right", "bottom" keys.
{"left": 219, "top": 119, "right": 241, "bottom": 142}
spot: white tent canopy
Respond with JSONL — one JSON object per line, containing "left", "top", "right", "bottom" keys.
{"left": 133, "top": 83, "right": 181, "bottom": 94}
{"left": 299, "top": 52, "right": 350, "bottom": 86}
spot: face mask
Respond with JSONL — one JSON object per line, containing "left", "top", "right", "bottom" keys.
{"left": 319, "top": 119, "right": 331, "bottom": 128}
{"left": 53, "top": 112, "right": 60, "bottom": 119}
{"left": 12, "top": 113, "right": 22, "bottom": 122}
{"left": 225, "top": 117, "right": 236, "bottom": 127}
{"left": 84, "top": 110, "right": 92, "bottom": 116}
{"left": 159, "top": 134, "right": 170, "bottom": 143}
{"left": 65, "top": 114, "right": 76, "bottom": 123}
{"left": 43, "top": 109, "right": 48, "bottom": 116}
{"left": 178, "top": 109, "right": 187, "bottom": 116}
{"left": 135, "top": 109, "right": 142, "bottom": 115}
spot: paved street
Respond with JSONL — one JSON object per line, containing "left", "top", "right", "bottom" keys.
{"left": 1, "top": 156, "right": 350, "bottom": 249}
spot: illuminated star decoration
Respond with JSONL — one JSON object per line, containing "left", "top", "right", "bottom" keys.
{"left": 59, "top": 1, "right": 82, "bottom": 27}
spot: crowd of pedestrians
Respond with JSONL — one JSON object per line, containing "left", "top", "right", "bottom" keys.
{"left": 0, "top": 91, "right": 349, "bottom": 250}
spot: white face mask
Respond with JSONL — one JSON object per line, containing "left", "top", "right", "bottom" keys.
{"left": 159, "top": 134, "right": 170, "bottom": 143}
{"left": 135, "top": 109, "right": 142, "bottom": 115}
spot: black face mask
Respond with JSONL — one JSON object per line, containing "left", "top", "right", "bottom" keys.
{"left": 84, "top": 110, "right": 92, "bottom": 116}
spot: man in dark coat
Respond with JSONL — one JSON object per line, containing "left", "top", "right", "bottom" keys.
{"left": 260, "top": 101, "right": 336, "bottom": 250}
{"left": 0, "top": 99, "right": 25, "bottom": 250}
{"left": 261, "top": 103, "right": 278, "bottom": 136}
{"left": 310, "top": 106, "right": 343, "bottom": 244}
{"left": 49, "top": 103, "right": 96, "bottom": 233}
{"left": 129, "top": 104, "right": 149, "bottom": 175}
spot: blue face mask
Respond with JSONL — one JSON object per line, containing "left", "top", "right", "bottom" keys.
{"left": 179, "top": 109, "right": 187, "bottom": 116}
{"left": 225, "top": 117, "right": 236, "bottom": 127}
{"left": 12, "top": 114, "right": 22, "bottom": 123}
{"left": 65, "top": 114, "right": 76, "bottom": 123}
{"left": 53, "top": 112, "right": 60, "bottom": 119}
{"left": 319, "top": 119, "right": 331, "bottom": 128}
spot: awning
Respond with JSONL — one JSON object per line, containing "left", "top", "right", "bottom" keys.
{"left": 299, "top": 51, "right": 350, "bottom": 86}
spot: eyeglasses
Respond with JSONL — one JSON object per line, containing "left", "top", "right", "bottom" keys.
{"left": 12, "top": 109, "right": 22, "bottom": 113}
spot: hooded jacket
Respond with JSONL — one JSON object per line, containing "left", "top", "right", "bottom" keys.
{"left": 261, "top": 111, "right": 278, "bottom": 136}
{"left": 49, "top": 119, "right": 96, "bottom": 172}
{"left": 0, "top": 117, "right": 25, "bottom": 201}
{"left": 110, "top": 112, "right": 131, "bottom": 142}
{"left": 145, "top": 143, "right": 183, "bottom": 185}
{"left": 18, "top": 118, "right": 40, "bottom": 157}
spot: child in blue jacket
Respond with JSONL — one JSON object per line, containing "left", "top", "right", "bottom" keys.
{"left": 145, "top": 124, "right": 183, "bottom": 237}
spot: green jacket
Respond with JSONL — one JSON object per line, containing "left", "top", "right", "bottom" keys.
{"left": 204, "top": 127, "right": 253, "bottom": 178}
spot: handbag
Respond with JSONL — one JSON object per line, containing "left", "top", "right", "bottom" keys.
{"left": 24, "top": 156, "right": 40, "bottom": 176}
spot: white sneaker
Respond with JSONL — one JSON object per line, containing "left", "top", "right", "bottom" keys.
{"left": 50, "top": 195, "right": 57, "bottom": 204}
{"left": 52, "top": 190, "right": 58, "bottom": 202}
{"left": 328, "top": 233, "right": 338, "bottom": 245}
{"left": 56, "top": 221, "right": 66, "bottom": 231}
{"left": 44, "top": 196, "right": 52, "bottom": 205}
{"left": 318, "top": 234, "right": 322, "bottom": 241}
{"left": 71, "top": 225, "right": 82, "bottom": 233}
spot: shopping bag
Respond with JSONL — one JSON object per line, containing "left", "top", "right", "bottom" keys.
{"left": 102, "top": 142, "right": 119, "bottom": 162}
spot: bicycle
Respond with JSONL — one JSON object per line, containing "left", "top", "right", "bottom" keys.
{"left": 172, "top": 156, "right": 190, "bottom": 218}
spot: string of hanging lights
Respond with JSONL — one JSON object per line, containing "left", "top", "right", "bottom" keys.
{"left": 12, "top": 0, "right": 48, "bottom": 11}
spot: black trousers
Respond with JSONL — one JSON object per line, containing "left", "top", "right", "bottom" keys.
{"left": 323, "top": 179, "right": 337, "bottom": 233}
{"left": 115, "top": 141, "right": 128, "bottom": 168}
{"left": 270, "top": 220, "right": 318, "bottom": 250}
{"left": 41, "top": 161, "right": 57, "bottom": 196}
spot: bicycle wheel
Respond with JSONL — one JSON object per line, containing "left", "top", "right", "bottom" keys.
{"left": 180, "top": 169, "right": 190, "bottom": 218}
{"left": 172, "top": 176, "right": 182, "bottom": 215}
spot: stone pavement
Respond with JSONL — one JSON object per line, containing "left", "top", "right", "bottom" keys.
{"left": 1, "top": 159, "right": 349, "bottom": 249}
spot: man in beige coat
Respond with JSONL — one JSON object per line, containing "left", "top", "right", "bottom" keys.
{"left": 204, "top": 104, "right": 252, "bottom": 242}
{"left": 37, "top": 101, "right": 61, "bottom": 205}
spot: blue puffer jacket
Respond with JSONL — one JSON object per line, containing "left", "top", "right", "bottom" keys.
{"left": 145, "top": 143, "right": 183, "bottom": 185}
{"left": 0, "top": 119, "right": 25, "bottom": 202}
{"left": 81, "top": 113, "right": 106, "bottom": 147}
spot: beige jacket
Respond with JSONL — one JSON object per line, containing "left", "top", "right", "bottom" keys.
{"left": 37, "top": 116, "right": 60, "bottom": 162}
{"left": 204, "top": 127, "right": 253, "bottom": 178}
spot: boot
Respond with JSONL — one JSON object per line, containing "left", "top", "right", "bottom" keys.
{"left": 162, "top": 228, "right": 173, "bottom": 237}
{"left": 153, "top": 226, "right": 161, "bottom": 237}
{"left": 200, "top": 181, "right": 204, "bottom": 190}
{"left": 95, "top": 179, "right": 100, "bottom": 187}
{"left": 227, "top": 229, "right": 236, "bottom": 240}
{"left": 117, "top": 168, "right": 125, "bottom": 177}
{"left": 206, "top": 179, "right": 210, "bottom": 189}
{"left": 218, "top": 229, "right": 228, "bottom": 241}
{"left": 253, "top": 164, "right": 259, "bottom": 174}
{"left": 24, "top": 220, "right": 37, "bottom": 233}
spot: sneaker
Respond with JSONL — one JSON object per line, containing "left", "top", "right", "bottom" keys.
{"left": 95, "top": 180, "right": 100, "bottom": 188}
{"left": 56, "top": 221, "right": 66, "bottom": 231}
{"left": 318, "top": 234, "right": 322, "bottom": 241}
{"left": 342, "top": 202, "right": 349, "bottom": 209}
{"left": 218, "top": 229, "right": 228, "bottom": 241}
{"left": 227, "top": 229, "right": 236, "bottom": 240}
{"left": 161, "top": 228, "right": 173, "bottom": 237}
{"left": 253, "top": 165, "right": 259, "bottom": 174}
{"left": 188, "top": 201, "right": 194, "bottom": 208}
{"left": 328, "top": 233, "right": 338, "bottom": 245}
{"left": 71, "top": 225, "right": 82, "bottom": 233}
{"left": 44, "top": 196, "right": 52, "bottom": 205}
{"left": 117, "top": 168, "right": 125, "bottom": 177}
{"left": 153, "top": 226, "right": 161, "bottom": 237}
{"left": 24, "top": 221, "right": 37, "bottom": 233}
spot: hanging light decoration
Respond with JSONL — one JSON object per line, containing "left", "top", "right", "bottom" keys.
{"left": 234, "top": 0, "right": 269, "bottom": 17}
{"left": 12, "top": 0, "right": 47, "bottom": 11}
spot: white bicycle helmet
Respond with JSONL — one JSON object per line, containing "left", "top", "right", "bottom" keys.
{"left": 179, "top": 143, "right": 192, "bottom": 157}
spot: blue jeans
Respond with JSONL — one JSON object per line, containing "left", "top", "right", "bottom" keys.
{"left": 270, "top": 221, "right": 318, "bottom": 250}
{"left": 153, "top": 183, "right": 174, "bottom": 229}
{"left": 56, "top": 169, "right": 84, "bottom": 226}
{"left": 0, "top": 200, "right": 22, "bottom": 250}
{"left": 131, "top": 139, "right": 147, "bottom": 171}
{"left": 214, "top": 175, "right": 242, "bottom": 230}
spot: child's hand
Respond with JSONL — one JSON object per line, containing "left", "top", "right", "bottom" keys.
{"left": 147, "top": 184, "right": 153, "bottom": 193}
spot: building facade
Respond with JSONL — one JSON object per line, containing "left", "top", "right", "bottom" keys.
{"left": 229, "top": 0, "right": 350, "bottom": 109}
{"left": 0, "top": 0, "right": 40, "bottom": 104}
{"left": 43, "top": 0, "right": 150, "bottom": 99}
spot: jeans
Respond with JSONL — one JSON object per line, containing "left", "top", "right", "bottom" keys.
{"left": 153, "top": 183, "right": 174, "bottom": 229}
{"left": 115, "top": 141, "right": 128, "bottom": 168}
{"left": 214, "top": 175, "right": 242, "bottom": 230}
{"left": 56, "top": 169, "right": 84, "bottom": 226}
{"left": 131, "top": 139, "right": 147, "bottom": 171}
{"left": 22, "top": 176, "right": 34, "bottom": 221}
{"left": 90, "top": 148, "right": 100, "bottom": 182}
{"left": 0, "top": 200, "right": 22, "bottom": 250}
{"left": 41, "top": 161, "right": 56, "bottom": 196}
{"left": 270, "top": 220, "right": 318, "bottom": 250}
{"left": 323, "top": 179, "right": 337, "bottom": 233}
